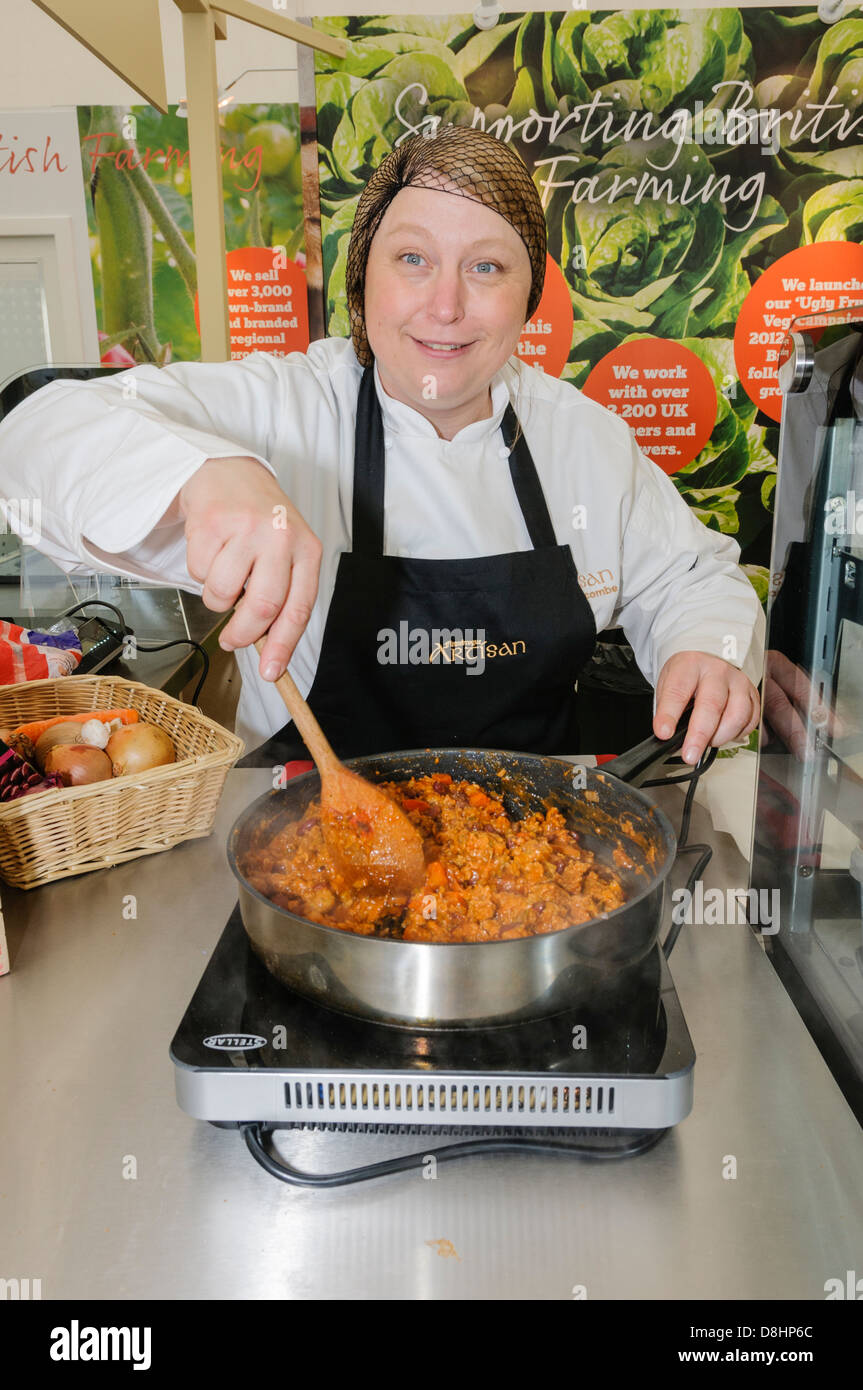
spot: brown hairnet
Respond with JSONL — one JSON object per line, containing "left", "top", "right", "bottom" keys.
{"left": 345, "top": 126, "right": 547, "bottom": 367}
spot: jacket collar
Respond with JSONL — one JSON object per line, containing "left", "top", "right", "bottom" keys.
{"left": 372, "top": 357, "right": 512, "bottom": 444}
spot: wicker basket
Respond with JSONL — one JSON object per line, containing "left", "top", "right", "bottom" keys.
{"left": 0, "top": 674, "right": 244, "bottom": 889}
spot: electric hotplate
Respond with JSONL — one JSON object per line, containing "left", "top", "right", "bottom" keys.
{"left": 171, "top": 903, "right": 694, "bottom": 1157}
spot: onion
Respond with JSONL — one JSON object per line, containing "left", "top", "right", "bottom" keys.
{"left": 34, "top": 722, "right": 85, "bottom": 769}
{"left": 80, "top": 718, "right": 110, "bottom": 749}
{"left": 43, "top": 745, "right": 113, "bottom": 786}
{"left": 107, "top": 723, "right": 175, "bottom": 777}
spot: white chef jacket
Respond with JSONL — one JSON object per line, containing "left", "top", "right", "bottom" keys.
{"left": 0, "top": 336, "right": 765, "bottom": 754}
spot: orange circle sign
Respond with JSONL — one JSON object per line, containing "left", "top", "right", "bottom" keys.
{"left": 194, "top": 246, "right": 309, "bottom": 360}
{"left": 734, "top": 241, "right": 863, "bottom": 422}
{"left": 581, "top": 338, "right": 717, "bottom": 474}
{"left": 516, "top": 254, "right": 573, "bottom": 378}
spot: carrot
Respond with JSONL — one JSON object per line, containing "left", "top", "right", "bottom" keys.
{"left": 426, "top": 861, "right": 447, "bottom": 890}
{"left": 468, "top": 790, "right": 492, "bottom": 809}
{"left": 13, "top": 708, "right": 139, "bottom": 745}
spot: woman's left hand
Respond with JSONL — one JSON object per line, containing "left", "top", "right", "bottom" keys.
{"left": 654, "top": 651, "right": 761, "bottom": 764}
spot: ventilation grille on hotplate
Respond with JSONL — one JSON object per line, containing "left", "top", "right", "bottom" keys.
{"left": 284, "top": 1077, "right": 614, "bottom": 1118}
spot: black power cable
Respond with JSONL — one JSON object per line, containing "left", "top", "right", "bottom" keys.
{"left": 60, "top": 599, "right": 210, "bottom": 706}
{"left": 241, "top": 1121, "right": 668, "bottom": 1188}
{"left": 655, "top": 747, "right": 718, "bottom": 959}
{"left": 129, "top": 639, "right": 210, "bottom": 707}
{"left": 61, "top": 597, "right": 127, "bottom": 629}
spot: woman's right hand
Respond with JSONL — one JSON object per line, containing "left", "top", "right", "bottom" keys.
{"left": 178, "top": 456, "right": 322, "bottom": 680}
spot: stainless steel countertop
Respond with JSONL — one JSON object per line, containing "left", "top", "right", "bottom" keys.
{"left": 1, "top": 768, "right": 862, "bottom": 1300}
{"left": 3, "top": 560, "right": 225, "bottom": 697}
{"left": 7, "top": 590, "right": 225, "bottom": 699}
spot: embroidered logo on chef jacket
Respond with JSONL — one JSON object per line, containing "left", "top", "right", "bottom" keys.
{"left": 376, "top": 623, "right": 528, "bottom": 677}
{"left": 578, "top": 568, "right": 618, "bottom": 599}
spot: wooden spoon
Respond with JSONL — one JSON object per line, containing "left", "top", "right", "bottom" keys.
{"left": 253, "top": 638, "right": 425, "bottom": 895}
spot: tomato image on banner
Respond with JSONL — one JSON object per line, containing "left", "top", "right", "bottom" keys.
{"left": 194, "top": 247, "right": 310, "bottom": 361}
{"left": 516, "top": 255, "right": 573, "bottom": 378}
{"left": 735, "top": 242, "right": 863, "bottom": 422}
{"left": 582, "top": 339, "right": 716, "bottom": 474}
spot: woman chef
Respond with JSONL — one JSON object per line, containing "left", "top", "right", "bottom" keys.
{"left": 0, "top": 127, "right": 763, "bottom": 765}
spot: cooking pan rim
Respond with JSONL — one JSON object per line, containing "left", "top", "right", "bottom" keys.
{"left": 227, "top": 746, "right": 678, "bottom": 950}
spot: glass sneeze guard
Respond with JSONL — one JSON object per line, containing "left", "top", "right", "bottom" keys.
{"left": 751, "top": 307, "right": 863, "bottom": 1121}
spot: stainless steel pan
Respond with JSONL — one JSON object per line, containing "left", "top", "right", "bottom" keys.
{"left": 227, "top": 730, "right": 685, "bottom": 1029}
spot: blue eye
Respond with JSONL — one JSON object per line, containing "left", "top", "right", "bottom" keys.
{"left": 402, "top": 252, "right": 423, "bottom": 266}
{"left": 475, "top": 261, "right": 498, "bottom": 273}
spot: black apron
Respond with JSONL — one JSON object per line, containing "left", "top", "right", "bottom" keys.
{"left": 238, "top": 366, "right": 597, "bottom": 768}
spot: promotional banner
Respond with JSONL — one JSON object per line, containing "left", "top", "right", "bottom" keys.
{"left": 77, "top": 102, "right": 308, "bottom": 367}
{"left": 309, "top": 7, "right": 863, "bottom": 588}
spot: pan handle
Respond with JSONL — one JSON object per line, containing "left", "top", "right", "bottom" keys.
{"left": 605, "top": 705, "right": 693, "bottom": 787}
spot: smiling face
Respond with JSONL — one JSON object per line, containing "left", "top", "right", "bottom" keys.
{"left": 362, "top": 185, "right": 533, "bottom": 440}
